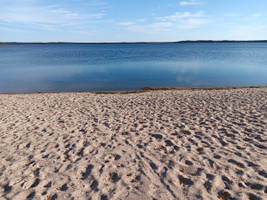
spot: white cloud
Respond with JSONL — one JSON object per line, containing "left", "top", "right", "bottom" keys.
{"left": 0, "top": 27, "right": 32, "bottom": 33}
{"left": 180, "top": 0, "right": 203, "bottom": 6}
{"left": 233, "top": 25, "right": 267, "bottom": 35}
{"left": 118, "top": 22, "right": 135, "bottom": 26}
{"left": 119, "top": 11, "right": 207, "bottom": 33}
{"left": 157, "top": 11, "right": 204, "bottom": 21}
{"left": 0, "top": 6, "right": 78, "bottom": 24}
{"left": 136, "top": 18, "right": 146, "bottom": 22}
{"left": 158, "top": 11, "right": 207, "bottom": 29}
{"left": 252, "top": 13, "right": 263, "bottom": 18}
{"left": 82, "top": 1, "right": 109, "bottom": 7}
{"left": 0, "top": 0, "right": 107, "bottom": 32}
{"left": 0, "top": 5, "right": 106, "bottom": 25}
{"left": 177, "top": 18, "right": 206, "bottom": 29}
{"left": 68, "top": 30, "right": 95, "bottom": 36}
{"left": 224, "top": 13, "right": 240, "bottom": 17}
{"left": 125, "top": 22, "right": 173, "bottom": 33}
{"left": 90, "top": 13, "right": 106, "bottom": 19}
{"left": 117, "top": 19, "right": 146, "bottom": 26}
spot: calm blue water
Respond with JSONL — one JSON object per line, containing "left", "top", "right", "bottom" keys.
{"left": 0, "top": 43, "right": 266, "bottom": 93}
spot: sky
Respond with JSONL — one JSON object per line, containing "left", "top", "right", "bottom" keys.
{"left": 0, "top": 0, "right": 267, "bottom": 42}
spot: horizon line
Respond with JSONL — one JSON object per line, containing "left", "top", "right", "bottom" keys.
{"left": 1, "top": 40, "right": 267, "bottom": 44}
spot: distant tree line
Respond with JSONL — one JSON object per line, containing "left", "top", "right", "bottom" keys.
{"left": 1, "top": 40, "right": 267, "bottom": 45}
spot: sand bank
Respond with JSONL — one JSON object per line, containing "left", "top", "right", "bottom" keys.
{"left": 0, "top": 88, "right": 266, "bottom": 200}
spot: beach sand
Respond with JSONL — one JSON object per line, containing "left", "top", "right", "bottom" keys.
{"left": 0, "top": 88, "right": 266, "bottom": 200}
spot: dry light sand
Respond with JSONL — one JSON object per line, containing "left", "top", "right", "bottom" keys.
{"left": 0, "top": 88, "right": 266, "bottom": 200}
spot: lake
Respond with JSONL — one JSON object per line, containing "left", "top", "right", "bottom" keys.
{"left": 0, "top": 42, "right": 266, "bottom": 93}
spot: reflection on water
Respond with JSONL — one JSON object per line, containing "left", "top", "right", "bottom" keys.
{"left": 0, "top": 43, "right": 266, "bottom": 93}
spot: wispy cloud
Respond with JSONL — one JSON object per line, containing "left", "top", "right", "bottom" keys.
{"left": 158, "top": 11, "right": 207, "bottom": 30}
{"left": 82, "top": 0, "right": 108, "bottom": 7}
{"left": 177, "top": 18, "right": 206, "bottom": 29}
{"left": 0, "top": 5, "right": 106, "bottom": 25}
{"left": 118, "top": 22, "right": 135, "bottom": 26}
{"left": 136, "top": 18, "right": 146, "bottom": 22}
{"left": 0, "top": 0, "right": 107, "bottom": 32}
{"left": 125, "top": 22, "right": 172, "bottom": 33}
{"left": 224, "top": 13, "right": 240, "bottom": 17}
{"left": 0, "top": 27, "right": 32, "bottom": 33}
{"left": 180, "top": 0, "right": 204, "bottom": 6}
{"left": 68, "top": 30, "right": 95, "bottom": 36}
{"left": 223, "top": 24, "right": 267, "bottom": 40}
{"left": 117, "top": 18, "right": 146, "bottom": 26}
{"left": 157, "top": 11, "right": 204, "bottom": 21}
{"left": 252, "top": 13, "right": 263, "bottom": 18}
{"left": 233, "top": 25, "right": 267, "bottom": 35}
{"left": 118, "top": 11, "right": 207, "bottom": 33}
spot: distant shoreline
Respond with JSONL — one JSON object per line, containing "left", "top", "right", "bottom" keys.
{"left": 1, "top": 40, "right": 267, "bottom": 45}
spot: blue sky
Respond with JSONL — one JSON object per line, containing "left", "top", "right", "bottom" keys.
{"left": 1, "top": 0, "right": 267, "bottom": 42}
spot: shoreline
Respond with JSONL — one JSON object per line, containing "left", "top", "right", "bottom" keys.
{"left": 0, "top": 85, "right": 266, "bottom": 95}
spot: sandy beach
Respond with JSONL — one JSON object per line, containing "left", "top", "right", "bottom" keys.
{"left": 0, "top": 88, "right": 266, "bottom": 200}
